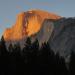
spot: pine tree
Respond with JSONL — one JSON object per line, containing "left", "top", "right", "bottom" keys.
{"left": 69, "top": 51, "right": 75, "bottom": 75}
{"left": 23, "top": 37, "right": 32, "bottom": 64}
{"left": 31, "top": 39, "right": 39, "bottom": 63}
{"left": 8, "top": 43, "right": 13, "bottom": 53}
{"left": 0, "top": 36, "right": 7, "bottom": 55}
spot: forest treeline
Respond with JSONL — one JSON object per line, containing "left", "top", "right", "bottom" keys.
{"left": 0, "top": 36, "right": 75, "bottom": 75}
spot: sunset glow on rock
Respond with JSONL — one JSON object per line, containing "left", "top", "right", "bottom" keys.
{"left": 3, "top": 10, "right": 61, "bottom": 41}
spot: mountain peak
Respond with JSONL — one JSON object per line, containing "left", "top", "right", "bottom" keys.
{"left": 3, "top": 10, "right": 61, "bottom": 41}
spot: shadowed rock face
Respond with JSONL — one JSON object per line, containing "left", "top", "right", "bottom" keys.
{"left": 49, "top": 18, "right": 75, "bottom": 62}
{"left": 3, "top": 10, "right": 61, "bottom": 41}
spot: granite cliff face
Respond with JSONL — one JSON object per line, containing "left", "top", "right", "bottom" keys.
{"left": 49, "top": 18, "right": 75, "bottom": 61}
{"left": 31, "top": 19, "right": 54, "bottom": 45}
{"left": 3, "top": 10, "right": 75, "bottom": 61}
{"left": 3, "top": 10, "right": 61, "bottom": 41}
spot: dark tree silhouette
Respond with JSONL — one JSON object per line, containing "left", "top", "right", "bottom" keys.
{"left": 31, "top": 38, "right": 39, "bottom": 63}
{"left": 0, "top": 36, "right": 7, "bottom": 55}
{"left": 69, "top": 51, "right": 75, "bottom": 75}
{"left": 8, "top": 43, "right": 14, "bottom": 53}
{"left": 23, "top": 37, "right": 32, "bottom": 64}
{"left": 0, "top": 36, "right": 9, "bottom": 75}
{"left": 0, "top": 36, "right": 70, "bottom": 75}
{"left": 37, "top": 42, "right": 51, "bottom": 75}
{"left": 55, "top": 52, "right": 68, "bottom": 75}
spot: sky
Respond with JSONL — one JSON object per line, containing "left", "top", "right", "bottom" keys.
{"left": 0, "top": 0, "right": 75, "bottom": 38}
